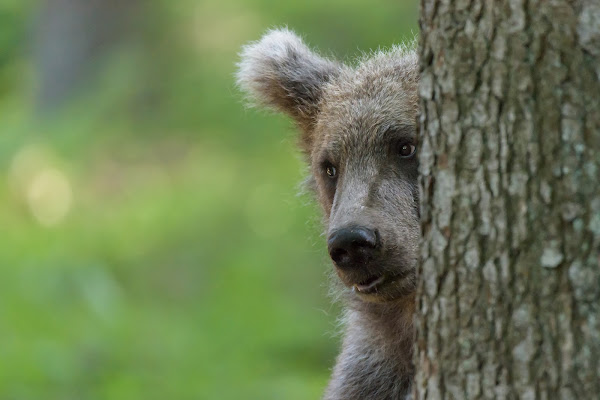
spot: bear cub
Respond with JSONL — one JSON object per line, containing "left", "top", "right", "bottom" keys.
{"left": 237, "top": 29, "right": 419, "bottom": 400}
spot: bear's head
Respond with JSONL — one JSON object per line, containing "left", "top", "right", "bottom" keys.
{"left": 237, "top": 29, "right": 419, "bottom": 303}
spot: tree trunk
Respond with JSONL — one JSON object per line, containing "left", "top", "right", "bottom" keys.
{"left": 416, "top": 1, "right": 600, "bottom": 399}
{"left": 33, "top": 0, "right": 139, "bottom": 112}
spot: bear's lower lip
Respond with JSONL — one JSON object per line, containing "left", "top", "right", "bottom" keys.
{"left": 353, "top": 275, "right": 386, "bottom": 293}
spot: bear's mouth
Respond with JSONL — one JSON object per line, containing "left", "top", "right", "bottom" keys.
{"left": 353, "top": 275, "right": 386, "bottom": 294}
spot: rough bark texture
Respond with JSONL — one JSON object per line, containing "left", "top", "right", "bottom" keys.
{"left": 416, "top": 0, "right": 600, "bottom": 399}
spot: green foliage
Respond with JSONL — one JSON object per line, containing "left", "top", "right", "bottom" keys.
{"left": 0, "top": 0, "right": 417, "bottom": 398}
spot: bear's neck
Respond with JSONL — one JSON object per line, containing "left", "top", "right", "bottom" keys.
{"left": 324, "top": 294, "right": 415, "bottom": 400}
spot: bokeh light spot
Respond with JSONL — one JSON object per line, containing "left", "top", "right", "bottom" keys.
{"left": 26, "top": 168, "right": 73, "bottom": 227}
{"left": 9, "top": 145, "right": 73, "bottom": 227}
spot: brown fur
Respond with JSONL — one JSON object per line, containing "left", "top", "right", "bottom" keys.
{"left": 237, "top": 29, "right": 419, "bottom": 399}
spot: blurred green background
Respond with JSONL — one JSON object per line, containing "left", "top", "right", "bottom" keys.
{"left": 0, "top": 0, "right": 417, "bottom": 398}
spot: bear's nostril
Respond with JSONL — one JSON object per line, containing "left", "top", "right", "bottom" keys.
{"left": 330, "top": 247, "right": 349, "bottom": 265}
{"left": 327, "top": 226, "right": 379, "bottom": 270}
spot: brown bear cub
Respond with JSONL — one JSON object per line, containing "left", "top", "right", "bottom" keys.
{"left": 237, "top": 29, "right": 419, "bottom": 400}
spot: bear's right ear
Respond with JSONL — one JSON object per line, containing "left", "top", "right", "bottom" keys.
{"left": 237, "top": 29, "right": 343, "bottom": 146}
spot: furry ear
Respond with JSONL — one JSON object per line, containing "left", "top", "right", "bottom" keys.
{"left": 237, "top": 28, "right": 343, "bottom": 143}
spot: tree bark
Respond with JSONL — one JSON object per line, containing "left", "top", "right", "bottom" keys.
{"left": 416, "top": 1, "right": 600, "bottom": 399}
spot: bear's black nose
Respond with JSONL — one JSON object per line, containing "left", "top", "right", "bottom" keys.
{"left": 327, "top": 226, "right": 379, "bottom": 269}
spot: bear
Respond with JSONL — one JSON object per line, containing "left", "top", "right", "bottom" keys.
{"left": 237, "top": 28, "right": 419, "bottom": 400}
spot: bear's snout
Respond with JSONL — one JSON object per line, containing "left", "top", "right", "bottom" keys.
{"left": 327, "top": 226, "right": 379, "bottom": 270}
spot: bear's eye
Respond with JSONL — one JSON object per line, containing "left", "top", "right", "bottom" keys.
{"left": 399, "top": 142, "right": 416, "bottom": 158}
{"left": 325, "top": 165, "right": 337, "bottom": 178}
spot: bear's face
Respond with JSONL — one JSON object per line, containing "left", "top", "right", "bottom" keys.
{"left": 311, "top": 62, "right": 419, "bottom": 302}
{"left": 237, "top": 29, "right": 419, "bottom": 302}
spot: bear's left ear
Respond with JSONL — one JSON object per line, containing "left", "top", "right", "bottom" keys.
{"left": 237, "top": 28, "right": 344, "bottom": 148}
